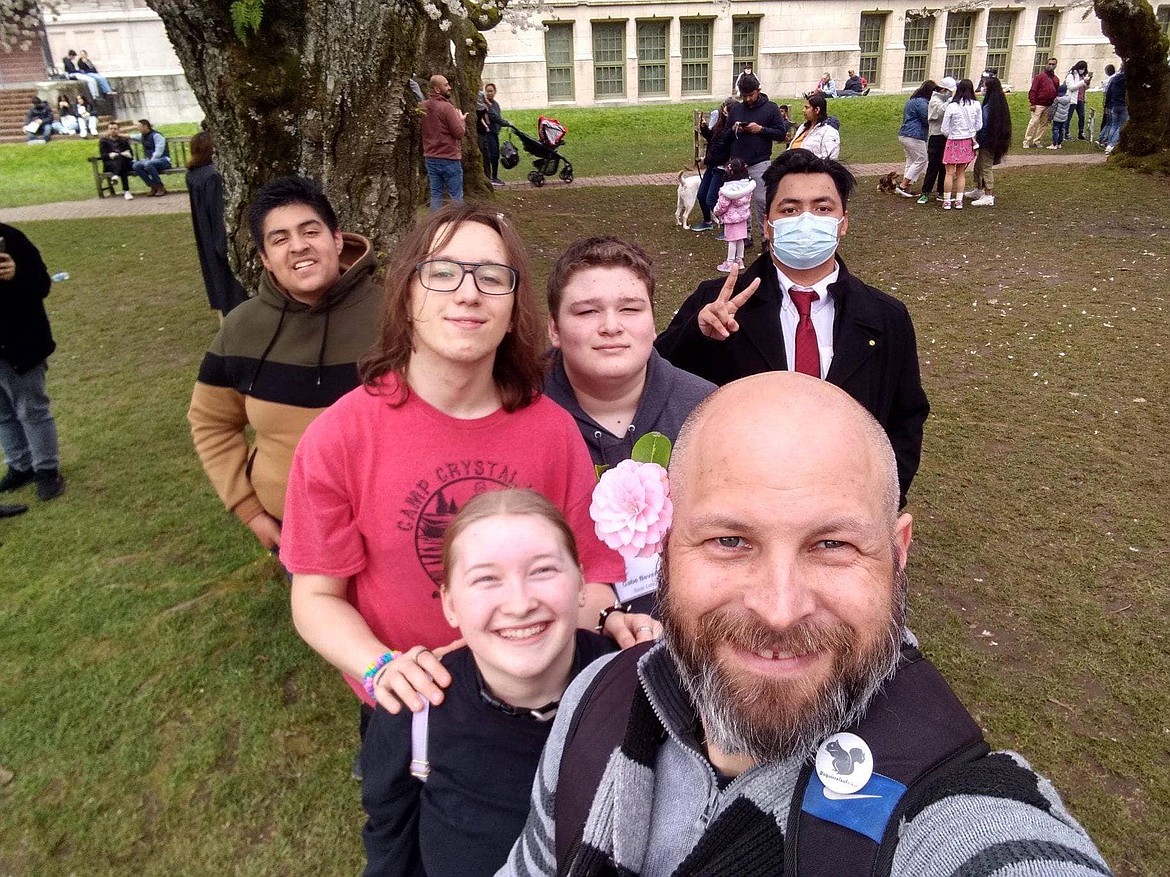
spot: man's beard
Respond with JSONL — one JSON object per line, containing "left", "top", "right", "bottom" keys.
{"left": 660, "top": 551, "right": 908, "bottom": 765}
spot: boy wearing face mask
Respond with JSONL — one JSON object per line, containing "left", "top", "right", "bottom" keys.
{"left": 655, "top": 149, "right": 929, "bottom": 508}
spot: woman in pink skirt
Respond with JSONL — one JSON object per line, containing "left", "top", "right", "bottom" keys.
{"left": 940, "top": 79, "right": 982, "bottom": 210}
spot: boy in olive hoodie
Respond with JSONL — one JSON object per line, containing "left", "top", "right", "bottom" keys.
{"left": 188, "top": 177, "right": 383, "bottom": 550}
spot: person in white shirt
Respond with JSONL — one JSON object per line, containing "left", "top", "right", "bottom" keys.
{"left": 940, "top": 78, "right": 982, "bottom": 210}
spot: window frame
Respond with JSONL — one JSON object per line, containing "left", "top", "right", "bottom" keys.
{"left": 983, "top": 10, "right": 1017, "bottom": 80}
{"left": 943, "top": 11, "right": 975, "bottom": 81}
{"left": 858, "top": 13, "right": 886, "bottom": 87}
{"left": 731, "top": 16, "right": 761, "bottom": 78}
{"left": 1032, "top": 10, "right": 1060, "bottom": 78}
{"left": 592, "top": 19, "right": 628, "bottom": 100}
{"left": 544, "top": 22, "right": 575, "bottom": 103}
{"left": 901, "top": 13, "right": 935, "bottom": 88}
{"left": 635, "top": 18, "right": 669, "bottom": 98}
{"left": 680, "top": 16, "right": 715, "bottom": 96}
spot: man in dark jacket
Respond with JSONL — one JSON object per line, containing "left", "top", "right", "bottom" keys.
{"left": 1023, "top": 57, "right": 1060, "bottom": 148}
{"left": 23, "top": 98, "right": 55, "bottom": 143}
{"left": 544, "top": 236, "right": 714, "bottom": 611}
{"left": 655, "top": 149, "right": 928, "bottom": 506}
{"left": 1102, "top": 65, "right": 1127, "bottom": 153}
{"left": 725, "top": 73, "right": 789, "bottom": 243}
{"left": 0, "top": 223, "right": 65, "bottom": 508}
{"left": 132, "top": 119, "right": 171, "bottom": 196}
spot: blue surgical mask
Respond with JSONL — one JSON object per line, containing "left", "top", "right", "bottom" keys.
{"left": 768, "top": 212, "right": 843, "bottom": 271}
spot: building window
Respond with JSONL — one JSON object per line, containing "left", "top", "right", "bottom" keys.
{"left": 1157, "top": 5, "right": 1170, "bottom": 36}
{"left": 902, "top": 15, "right": 934, "bottom": 87}
{"left": 636, "top": 20, "right": 668, "bottom": 97}
{"left": 984, "top": 11, "right": 1017, "bottom": 79}
{"left": 545, "top": 23, "right": 574, "bottom": 102}
{"left": 943, "top": 12, "right": 974, "bottom": 80}
{"left": 593, "top": 21, "right": 626, "bottom": 99}
{"left": 858, "top": 13, "right": 885, "bottom": 86}
{"left": 1032, "top": 10, "right": 1059, "bottom": 77}
{"left": 732, "top": 17, "right": 759, "bottom": 75}
{"left": 680, "top": 19, "right": 713, "bottom": 95}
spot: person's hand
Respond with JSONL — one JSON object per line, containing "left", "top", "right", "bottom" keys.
{"left": 603, "top": 611, "right": 662, "bottom": 649}
{"left": 697, "top": 264, "right": 761, "bottom": 340}
{"left": 0, "top": 254, "right": 15, "bottom": 282}
{"left": 372, "top": 641, "right": 463, "bottom": 714}
{"left": 245, "top": 512, "right": 282, "bottom": 550}
{"left": 744, "top": 122, "right": 763, "bottom": 134}
{"left": 108, "top": 152, "right": 117, "bottom": 159}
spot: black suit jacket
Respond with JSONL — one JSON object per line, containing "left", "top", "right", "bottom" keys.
{"left": 655, "top": 254, "right": 929, "bottom": 506}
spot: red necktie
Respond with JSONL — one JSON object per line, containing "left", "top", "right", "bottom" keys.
{"left": 789, "top": 287, "right": 821, "bottom": 377}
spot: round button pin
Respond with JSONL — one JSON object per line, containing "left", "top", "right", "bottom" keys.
{"left": 815, "top": 732, "right": 874, "bottom": 795}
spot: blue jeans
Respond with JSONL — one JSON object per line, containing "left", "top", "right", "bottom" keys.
{"left": 69, "top": 72, "right": 112, "bottom": 99}
{"left": 0, "top": 360, "right": 60, "bottom": 472}
{"left": 703, "top": 168, "right": 725, "bottom": 221}
{"left": 1107, "top": 106, "right": 1128, "bottom": 146}
{"left": 1052, "top": 120, "right": 1069, "bottom": 146}
{"left": 696, "top": 167, "right": 718, "bottom": 222}
{"left": 133, "top": 156, "right": 171, "bottom": 187}
{"left": 425, "top": 157, "right": 464, "bottom": 211}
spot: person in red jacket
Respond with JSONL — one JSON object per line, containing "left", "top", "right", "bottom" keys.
{"left": 421, "top": 74, "right": 469, "bottom": 211}
{"left": 1023, "top": 57, "right": 1060, "bottom": 148}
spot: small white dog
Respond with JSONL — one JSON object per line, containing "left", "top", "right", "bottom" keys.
{"left": 675, "top": 169, "right": 702, "bottom": 227}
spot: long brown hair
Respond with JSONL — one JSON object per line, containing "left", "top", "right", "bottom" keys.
{"left": 440, "top": 489, "right": 580, "bottom": 590}
{"left": 187, "top": 130, "right": 213, "bottom": 169}
{"left": 360, "top": 202, "right": 544, "bottom": 411}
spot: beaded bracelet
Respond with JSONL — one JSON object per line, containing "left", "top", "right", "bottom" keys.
{"left": 362, "top": 650, "right": 401, "bottom": 700}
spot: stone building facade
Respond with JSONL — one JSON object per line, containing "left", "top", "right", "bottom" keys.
{"left": 21, "top": 0, "right": 1161, "bottom": 121}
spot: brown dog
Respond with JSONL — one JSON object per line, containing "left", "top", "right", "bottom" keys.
{"left": 876, "top": 172, "right": 900, "bottom": 194}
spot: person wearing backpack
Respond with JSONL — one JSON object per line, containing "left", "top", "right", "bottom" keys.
{"left": 497, "top": 373, "right": 1113, "bottom": 877}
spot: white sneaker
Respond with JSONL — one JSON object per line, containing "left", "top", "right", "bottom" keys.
{"left": 971, "top": 195, "right": 995, "bottom": 207}
{"left": 963, "top": 189, "right": 983, "bottom": 199}
{"left": 124, "top": 190, "right": 134, "bottom": 200}
{"left": 1104, "top": 144, "right": 1115, "bottom": 155}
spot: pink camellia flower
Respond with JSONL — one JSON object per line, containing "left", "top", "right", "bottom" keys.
{"left": 590, "top": 459, "right": 672, "bottom": 559}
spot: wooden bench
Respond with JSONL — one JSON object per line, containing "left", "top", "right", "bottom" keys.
{"left": 87, "top": 134, "right": 191, "bottom": 198}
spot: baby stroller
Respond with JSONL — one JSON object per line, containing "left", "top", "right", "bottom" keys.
{"left": 500, "top": 116, "right": 573, "bottom": 187}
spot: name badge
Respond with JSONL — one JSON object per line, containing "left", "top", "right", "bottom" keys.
{"left": 613, "top": 553, "right": 660, "bottom": 603}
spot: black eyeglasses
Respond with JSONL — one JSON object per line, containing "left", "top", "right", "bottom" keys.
{"left": 415, "top": 259, "right": 518, "bottom": 295}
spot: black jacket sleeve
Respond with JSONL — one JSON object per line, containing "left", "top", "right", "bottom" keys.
{"left": 654, "top": 280, "right": 725, "bottom": 384}
{"left": 360, "top": 707, "right": 425, "bottom": 877}
{"left": 882, "top": 303, "right": 929, "bottom": 507}
{"left": 4, "top": 226, "right": 51, "bottom": 300}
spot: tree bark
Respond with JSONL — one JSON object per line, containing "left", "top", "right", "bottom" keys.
{"left": 143, "top": 0, "right": 491, "bottom": 289}
{"left": 1093, "top": 0, "right": 1170, "bottom": 160}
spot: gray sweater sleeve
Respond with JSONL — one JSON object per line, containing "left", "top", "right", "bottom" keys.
{"left": 891, "top": 752, "right": 1112, "bottom": 876}
{"left": 494, "top": 653, "right": 620, "bottom": 877}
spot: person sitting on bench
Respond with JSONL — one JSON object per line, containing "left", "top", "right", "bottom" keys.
{"left": 99, "top": 122, "right": 135, "bottom": 200}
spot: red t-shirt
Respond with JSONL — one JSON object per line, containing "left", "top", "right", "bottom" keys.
{"left": 280, "top": 375, "right": 624, "bottom": 701}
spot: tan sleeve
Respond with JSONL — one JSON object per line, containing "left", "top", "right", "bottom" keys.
{"left": 188, "top": 381, "right": 265, "bottom": 524}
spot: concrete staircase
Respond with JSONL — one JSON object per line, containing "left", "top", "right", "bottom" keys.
{"left": 0, "top": 89, "right": 38, "bottom": 143}
{"left": 0, "top": 89, "right": 119, "bottom": 144}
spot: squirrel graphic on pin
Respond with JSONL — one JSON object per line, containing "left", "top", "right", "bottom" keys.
{"left": 825, "top": 739, "right": 866, "bottom": 775}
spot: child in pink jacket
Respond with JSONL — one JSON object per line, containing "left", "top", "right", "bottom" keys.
{"left": 712, "top": 158, "right": 756, "bottom": 272}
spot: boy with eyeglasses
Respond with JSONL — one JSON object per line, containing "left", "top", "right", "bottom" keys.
{"left": 187, "top": 176, "right": 383, "bottom": 552}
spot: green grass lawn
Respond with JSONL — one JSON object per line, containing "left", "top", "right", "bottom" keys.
{"left": 0, "top": 163, "right": 1166, "bottom": 875}
{"left": 0, "top": 96, "right": 1106, "bottom": 209}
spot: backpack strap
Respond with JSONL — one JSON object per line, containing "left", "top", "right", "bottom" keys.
{"left": 409, "top": 702, "right": 431, "bottom": 781}
{"left": 553, "top": 641, "right": 655, "bottom": 871}
{"left": 785, "top": 645, "right": 989, "bottom": 877}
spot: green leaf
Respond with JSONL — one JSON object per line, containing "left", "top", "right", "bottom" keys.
{"left": 594, "top": 463, "right": 610, "bottom": 481}
{"left": 631, "top": 431, "right": 672, "bottom": 467}
{"left": 230, "top": 0, "right": 265, "bottom": 44}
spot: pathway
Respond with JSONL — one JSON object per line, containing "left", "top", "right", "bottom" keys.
{"left": 0, "top": 151, "right": 1106, "bottom": 224}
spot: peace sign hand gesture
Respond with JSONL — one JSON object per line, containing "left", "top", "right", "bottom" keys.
{"left": 697, "top": 264, "right": 761, "bottom": 340}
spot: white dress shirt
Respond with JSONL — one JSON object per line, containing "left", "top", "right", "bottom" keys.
{"left": 775, "top": 263, "right": 838, "bottom": 379}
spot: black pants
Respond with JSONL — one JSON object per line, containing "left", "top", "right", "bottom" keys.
{"left": 1071, "top": 100, "right": 1085, "bottom": 137}
{"left": 103, "top": 156, "right": 132, "bottom": 191}
{"left": 922, "top": 135, "right": 946, "bottom": 195}
{"left": 481, "top": 131, "right": 500, "bottom": 180}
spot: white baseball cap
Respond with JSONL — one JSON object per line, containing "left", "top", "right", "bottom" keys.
{"left": 939, "top": 76, "right": 958, "bottom": 91}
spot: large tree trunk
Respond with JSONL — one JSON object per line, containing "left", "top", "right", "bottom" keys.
{"left": 144, "top": 0, "right": 491, "bottom": 288}
{"left": 1093, "top": 0, "right": 1170, "bottom": 161}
